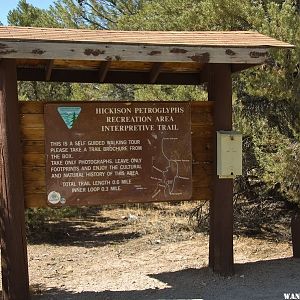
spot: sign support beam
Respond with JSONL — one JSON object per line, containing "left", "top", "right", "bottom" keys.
{"left": 0, "top": 59, "right": 30, "bottom": 300}
{"left": 291, "top": 209, "right": 300, "bottom": 258}
{"left": 208, "top": 63, "right": 234, "bottom": 276}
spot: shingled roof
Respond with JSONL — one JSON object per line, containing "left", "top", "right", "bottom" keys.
{"left": 0, "top": 26, "right": 293, "bottom": 48}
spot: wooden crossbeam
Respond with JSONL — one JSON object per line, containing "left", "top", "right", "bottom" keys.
{"left": 0, "top": 41, "right": 270, "bottom": 65}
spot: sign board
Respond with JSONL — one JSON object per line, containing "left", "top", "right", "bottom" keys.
{"left": 44, "top": 102, "right": 192, "bottom": 206}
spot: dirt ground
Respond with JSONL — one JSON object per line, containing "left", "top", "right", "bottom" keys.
{"left": 1, "top": 202, "right": 300, "bottom": 300}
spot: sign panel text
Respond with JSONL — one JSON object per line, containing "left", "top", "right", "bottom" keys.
{"left": 44, "top": 102, "right": 192, "bottom": 206}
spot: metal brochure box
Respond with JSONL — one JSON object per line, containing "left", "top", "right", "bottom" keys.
{"left": 217, "top": 131, "right": 242, "bottom": 178}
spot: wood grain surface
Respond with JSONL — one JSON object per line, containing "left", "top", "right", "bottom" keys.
{"left": 20, "top": 101, "right": 214, "bottom": 208}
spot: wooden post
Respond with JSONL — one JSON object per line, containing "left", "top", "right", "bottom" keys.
{"left": 0, "top": 59, "right": 30, "bottom": 299}
{"left": 208, "top": 64, "right": 234, "bottom": 276}
{"left": 291, "top": 209, "right": 300, "bottom": 258}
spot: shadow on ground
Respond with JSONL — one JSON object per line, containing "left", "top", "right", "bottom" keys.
{"left": 28, "top": 215, "right": 141, "bottom": 247}
{"left": 31, "top": 257, "right": 300, "bottom": 300}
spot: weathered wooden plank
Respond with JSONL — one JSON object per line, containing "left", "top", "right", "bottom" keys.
{"left": 55, "top": 59, "right": 154, "bottom": 71}
{"left": 192, "top": 144, "right": 213, "bottom": 161}
{"left": 192, "top": 136, "right": 213, "bottom": 156}
{"left": 21, "top": 127, "right": 45, "bottom": 140}
{"left": 20, "top": 114, "right": 44, "bottom": 128}
{"left": 22, "top": 145, "right": 212, "bottom": 167}
{"left": 193, "top": 161, "right": 213, "bottom": 176}
{"left": 20, "top": 100, "right": 214, "bottom": 208}
{"left": 22, "top": 158, "right": 212, "bottom": 184}
{"left": 21, "top": 115, "right": 213, "bottom": 129}
{"left": 24, "top": 172, "right": 212, "bottom": 194}
{"left": 191, "top": 125, "right": 214, "bottom": 138}
{"left": 20, "top": 110, "right": 213, "bottom": 130}
{"left": 22, "top": 136, "right": 213, "bottom": 160}
{"left": 0, "top": 41, "right": 270, "bottom": 64}
{"left": 23, "top": 153, "right": 46, "bottom": 166}
{"left": 22, "top": 140, "right": 45, "bottom": 154}
{"left": 23, "top": 166, "right": 45, "bottom": 181}
{"left": 24, "top": 181, "right": 46, "bottom": 194}
{"left": 19, "top": 101, "right": 44, "bottom": 114}
{"left": 20, "top": 126, "right": 213, "bottom": 143}
{"left": 17, "top": 59, "right": 204, "bottom": 73}
{"left": 22, "top": 136, "right": 212, "bottom": 161}
{"left": 22, "top": 159, "right": 212, "bottom": 180}
{"left": 0, "top": 59, "right": 30, "bottom": 299}
{"left": 24, "top": 185, "right": 212, "bottom": 208}
{"left": 19, "top": 100, "right": 213, "bottom": 114}
{"left": 25, "top": 194, "right": 47, "bottom": 208}
{"left": 22, "top": 138, "right": 213, "bottom": 158}
{"left": 21, "top": 129, "right": 213, "bottom": 158}
{"left": 192, "top": 186, "right": 212, "bottom": 200}
{"left": 191, "top": 101, "right": 214, "bottom": 113}
{"left": 20, "top": 115, "right": 213, "bottom": 129}
{"left": 56, "top": 60, "right": 204, "bottom": 72}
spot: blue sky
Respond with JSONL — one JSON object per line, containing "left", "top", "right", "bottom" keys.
{"left": 0, "top": 0, "right": 54, "bottom": 25}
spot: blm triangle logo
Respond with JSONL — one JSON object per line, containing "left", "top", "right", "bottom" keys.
{"left": 57, "top": 107, "right": 81, "bottom": 129}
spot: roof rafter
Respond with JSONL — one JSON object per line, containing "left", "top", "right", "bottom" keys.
{"left": 45, "top": 60, "right": 54, "bottom": 81}
{"left": 149, "top": 62, "right": 163, "bottom": 84}
{"left": 98, "top": 61, "right": 111, "bottom": 83}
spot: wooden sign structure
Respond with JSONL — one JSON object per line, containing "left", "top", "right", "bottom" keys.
{"left": 0, "top": 26, "right": 293, "bottom": 300}
{"left": 21, "top": 101, "right": 213, "bottom": 208}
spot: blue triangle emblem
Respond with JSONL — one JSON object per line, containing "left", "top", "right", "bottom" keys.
{"left": 57, "top": 107, "right": 81, "bottom": 129}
